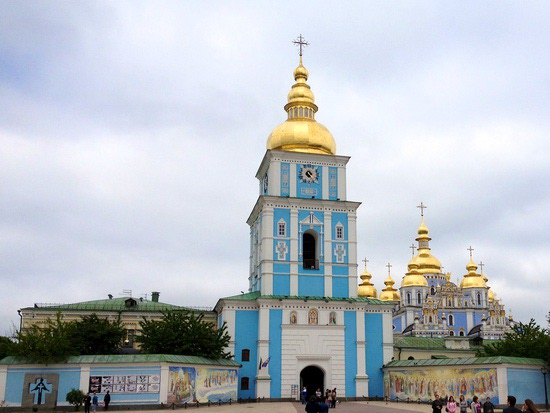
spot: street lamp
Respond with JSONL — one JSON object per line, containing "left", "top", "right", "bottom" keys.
{"left": 542, "top": 366, "right": 548, "bottom": 411}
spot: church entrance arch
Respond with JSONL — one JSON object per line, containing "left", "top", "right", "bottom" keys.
{"left": 300, "top": 366, "right": 324, "bottom": 401}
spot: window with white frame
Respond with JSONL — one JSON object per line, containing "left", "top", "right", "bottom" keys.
{"left": 335, "top": 223, "right": 344, "bottom": 239}
{"left": 277, "top": 220, "right": 286, "bottom": 237}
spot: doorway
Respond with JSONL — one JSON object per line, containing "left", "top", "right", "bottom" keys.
{"left": 300, "top": 366, "right": 324, "bottom": 401}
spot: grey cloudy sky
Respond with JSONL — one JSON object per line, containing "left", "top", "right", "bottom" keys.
{"left": 1, "top": 1, "right": 549, "bottom": 334}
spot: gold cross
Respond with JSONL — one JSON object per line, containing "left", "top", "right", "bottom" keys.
{"left": 467, "top": 246, "right": 474, "bottom": 258}
{"left": 386, "top": 262, "right": 392, "bottom": 276}
{"left": 410, "top": 243, "right": 416, "bottom": 257}
{"left": 292, "top": 34, "right": 309, "bottom": 57}
{"left": 417, "top": 202, "right": 427, "bottom": 217}
{"left": 478, "top": 261, "right": 484, "bottom": 273}
{"left": 362, "top": 257, "right": 369, "bottom": 268}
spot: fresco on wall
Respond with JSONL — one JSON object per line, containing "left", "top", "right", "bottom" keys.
{"left": 195, "top": 368, "right": 237, "bottom": 402}
{"left": 385, "top": 368, "right": 499, "bottom": 403}
{"left": 167, "top": 367, "right": 237, "bottom": 404}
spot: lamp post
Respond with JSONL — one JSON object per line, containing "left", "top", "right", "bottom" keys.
{"left": 542, "top": 366, "right": 548, "bottom": 411}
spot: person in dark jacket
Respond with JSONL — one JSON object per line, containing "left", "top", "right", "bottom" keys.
{"left": 103, "top": 391, "right": 111, "bottom": 411}
{"left": 503, "top": 395, "right": 522, "bottom": 413}
{"left": 83, "top": 392, "right": 92, "bottom": 413}
{"left": 305, "top": 395, "right": 320, "bottom": 413}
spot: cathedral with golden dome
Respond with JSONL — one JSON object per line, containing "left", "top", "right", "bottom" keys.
{"left": 358, "top": 206, "right": 511, "bottom": 340}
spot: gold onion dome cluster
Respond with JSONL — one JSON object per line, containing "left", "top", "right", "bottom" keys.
{"left": 266, "top": 57, "right": 336, "bottom": 155}
{"left": 357, "top": 264, "right": 377, "bottom": 298}
{"left": 413, "top": 219, "right": 442, "bottom": 275}
{"left": 460, "top": 259, "right": 487, "bottom": 289}
{"left": 379, "top": 273, "right": 401, "bottom": 301}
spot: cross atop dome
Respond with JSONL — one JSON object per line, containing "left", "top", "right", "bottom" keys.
{"left": 292, "top": 34, "right": 309, "bottom": 57}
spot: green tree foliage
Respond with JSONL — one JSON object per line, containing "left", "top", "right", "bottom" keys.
{"left": 66, "top": 388, "right": 85, "bottom": 410}
{"left": 476, "top": 318, "right": 550, "bottom": 363}
{"left": 138, "top": 311, "right": 232, "bottom": 360}
{"left": 0, "top": 335, "right": 17, "bottom": 360}
{"left": 14, "top": 312, "right": 76, "bottom": 364}
{"left": 14, "top": 312, "right": 125, "bottom": 364}
{"left": 66, "top": 314, "right": 125, "bottom": 355}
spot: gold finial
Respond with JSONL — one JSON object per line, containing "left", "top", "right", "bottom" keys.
{"left": 362, "top": 257, "right": 369, "bottom": 268}
{"left": 467, "top": 245, "right": 474, "bottom": 258}
{"left": 409, "top": 243, "right": 416, "bottom": 257}
{"left": 417, "top": 202, "right": 427, "bottom": 217}
{"left": 386, "top": 262, "right": 392, "bottom": 276}
{"left": 292, "top": 34, "right": 309, "bottom": 57}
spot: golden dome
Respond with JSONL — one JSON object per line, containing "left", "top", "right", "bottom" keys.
{"left": 460, "top": 258, "right": 487, "bottom": 289}
{"left": 266, "top": 57, "right": 336, "bottom": 155}
{"left": 488, "top": 288, "right": 495, "bottom": 302}
{"left": 357, "top": 263, "right": 378, "bottom": 298}
{"left": 402, "top": 263, "right": 429, "bottom": 287}
{"left": 380, "top": 273, "right": 401, "bottom": 301}
{"left": 414, "top": 218, "right": 442, "bottom": 274}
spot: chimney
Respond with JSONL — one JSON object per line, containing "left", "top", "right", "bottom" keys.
{"left": 151, "top": 292, "right": 160, "bottom": 302}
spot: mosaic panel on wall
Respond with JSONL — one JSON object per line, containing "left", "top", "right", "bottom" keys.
{"left": 167, "top": 367, "right": 237, "bottom": 404}
{"left": 385, "top": 368, "right": 499, "bottom": 403}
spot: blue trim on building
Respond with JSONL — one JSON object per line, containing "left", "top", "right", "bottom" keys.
{"left": 235, "top": 310, "right": 259, "bottom": 399}
{"left": 344, "top": 311, "right": 357, "bottom": 397}
{"left": 332, "top": 277, "right": 349, "bottom": 298}
{"left": 273, "top": 275, "right": 290, "bottom": 296}
{"left": 365, "top": 313, "right": 384, "bottom": 397}
{"left": 298, "top": 275, "right": 324, "bottom": 297}
{"left": 281, "top": 163, "right": 290, "bottom": 197}
{"left": 268, "top": 309, "right": 282, "bottom": 398}
{"left": 328, "top": 167, "right": 338, "bottom": 200}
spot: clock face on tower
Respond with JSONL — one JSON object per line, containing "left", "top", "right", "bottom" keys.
{"left": 299, "top": 164, "right": 319, "bottom": 184}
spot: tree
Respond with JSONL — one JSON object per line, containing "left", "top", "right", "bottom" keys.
{"left": 0, "top": 335, "right": 17, "bottom": 360}
{"left": 476, "top": 318, "right": 550, "bottom": 363}
{"left": 138, "top": 310, "right": 232, "bottom": 359}
{"left": 14, "top": 312, "right": 76, "bottom": 364}
{"left": 13, "top": 312, "right": 125, "bottom": 363}
{"left": 66, "top": 388, "right": 85, "bottom": 411}
{"left": 66, "top": 314, "right": 125, "bottom": 355}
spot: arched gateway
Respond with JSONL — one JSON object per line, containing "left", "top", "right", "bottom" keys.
{"left": 300, "top": 366, "right": 324, "bottom": 401}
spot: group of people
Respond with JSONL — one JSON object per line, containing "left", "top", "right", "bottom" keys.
{"left": 431, "top": 393, "right": 540, "bottom": 413}
{"left": 302, "top": 387, "right": 337, "bottom": 413}
{"left": 83, "top": 391, "right": 111, "bottom": 413}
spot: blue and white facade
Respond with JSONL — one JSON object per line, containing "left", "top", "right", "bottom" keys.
{"left": 215, "top": 57, "right": 394, "bottom": 400}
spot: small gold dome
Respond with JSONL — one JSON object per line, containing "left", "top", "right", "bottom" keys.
{"left": 266, "top": 58, "right": 336, "bottom": 155}
{"left": 380, "top": 274, "right": 401, "bottom": 301}
{"left": 488, "top": 288, "right": 495, "bottom": 302}
{"left": 414, "top": 219, "right": 442, "bottom": 274}
{"left": 357, "top": 263, "right": 378, "bottom": 298}
{"left": 460, "top": 258, "right": 487, "bottom": 289}
{"left": 402, "top": 263, "right": 429, "bottom": 287}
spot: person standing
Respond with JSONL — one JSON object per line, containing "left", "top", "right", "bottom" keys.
{"left": 301, "top": 387, "right": 307, "bottom": 404}
{"left": 483, "top": 397, "right": 495, "bottom": 413}
{"left": 305, "top": 396, "right": 320, "bottom": 413}
{"left": 432, "top": 393, "right": 444, "bottom": 413}
{"left": 330, "top": 388, "right": 337, "bottom": 408}
{"left": 521, "top": 399, "right": 540, "bottom": 413}
{"left": 447, "top": 396, "right": 457, "bottom": 413}
{"left": 103, "top": 391, "right": 111, "bottom": 411}
{"left": 503, "top": 395, "right": 522, "bottom": 413}
{"left": 318, "top": 397, "right": 329, "bottom": 413}
{"left": 459, "top": 395, "right": 468, "bottom": 413}
{"left": 83, "top": 392, "right": 92, "bottom": 413}
{"left": 470, "top": 396, "right": 480, "bottom": 413}
{"left": 91, "top": 392, "right": 98, "bottom": 412}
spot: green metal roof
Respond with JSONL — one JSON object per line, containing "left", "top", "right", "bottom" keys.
{"left": 0, "top": 354, "right": 240, "bottom": 367}
{"left": 386, "top": 356, "right": 545, "bottom": 368}
{"left": 394, "top": 337, "right": 448, "bottom": 350}
{"left": 23, "top": 297, "right": 190, "bottom": 313}
{"left": 220, "top": 291, "right": 390, "bottom": 305}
